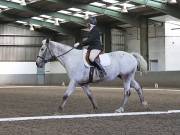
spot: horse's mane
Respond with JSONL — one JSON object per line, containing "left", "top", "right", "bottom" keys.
{"left": 50, "top": 41, "right": 74, "bottom": 49}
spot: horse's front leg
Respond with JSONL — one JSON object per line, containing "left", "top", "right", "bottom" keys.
{"left": 59, "top": 80, "right": 77, "bottom": 111}
{"left": 81, "top": 84, "right": 98, "bottom": 110}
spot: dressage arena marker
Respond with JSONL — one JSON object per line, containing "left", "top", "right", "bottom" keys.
{"left": 0, "top": 110, "right": 180, "bottom": 122}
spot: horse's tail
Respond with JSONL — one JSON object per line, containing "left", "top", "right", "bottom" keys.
{"left": 131, "top": 52, "right": 147, "bottom": 72}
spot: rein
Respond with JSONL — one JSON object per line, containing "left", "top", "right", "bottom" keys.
{"left": 37, "top": 45, "right": 74, "bottom": 63}
{"left": 56, "top": 47, "right": 74, "bottom": 58}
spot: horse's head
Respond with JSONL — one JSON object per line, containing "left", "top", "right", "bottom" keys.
{"left": 36, "top": 39, "right": 55, "bottom": 68}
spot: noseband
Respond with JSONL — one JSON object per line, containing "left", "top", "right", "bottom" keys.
{"left": 37, "top": 55, "right": 49, "bottom": 63}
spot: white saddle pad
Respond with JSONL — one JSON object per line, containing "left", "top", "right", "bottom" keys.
{"left": 83, "top": 49, "right": 111, "bottom": 67}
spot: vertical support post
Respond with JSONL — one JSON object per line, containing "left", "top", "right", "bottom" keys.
{"left": 104, "top": 27, "right": 111, "bottom": 53}
{"left": 124, "top": 29, "right": 128, "bottom": 51}
{"left": 140, "top": 17, "right": 149, "bottom": 69}
{"left": 74, "top": 30, "right": 81, "bottom": 43}
{"left": 36, "top": 67, "right": 45, "bottom": 85}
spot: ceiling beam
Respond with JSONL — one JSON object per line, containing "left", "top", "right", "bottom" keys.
{"left": 0, "top": 13, "right": 74, "bottom": 35}
{"left": 45, "top": 0, "right": 97, "bottom": 4}
{"left": 45, "top": 0, "right": 77, "bottom": 6}
{"left": 0, "top": 0, "right": 86, "bottom": 26}
{"left": 0, "top": 0, "right": 142, "bottom": 28}
{"left": 76, "top": 5, "right": 140, "bottom": 26}
{"left": 131, "top": 0, "right": 180, "bottom": 19}
{"left": 28, "top": 19, "right": 74, "bottom": 35}
{"left": 42, "top": 0, "right": 141, "bottom": 26}
{"left": 0, "top": 0, "right": 44, "bottom": 15}
{"left": 48, "top": 12, "right": 86, "bottom": 26}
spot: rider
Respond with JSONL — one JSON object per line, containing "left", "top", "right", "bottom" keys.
{"left": 74, "top": 16, "right": 107, "bottom": 78}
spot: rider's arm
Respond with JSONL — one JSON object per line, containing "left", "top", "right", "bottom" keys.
{"left": 80, "top": 29, "right": 98, "bottom": 47}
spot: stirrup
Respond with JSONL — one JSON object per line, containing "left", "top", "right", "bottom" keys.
{"left": 99, "top": 70, "right": 106, "bottom": 78}
{"left": 99, "top": 73, "right": 104, "bottom": 78}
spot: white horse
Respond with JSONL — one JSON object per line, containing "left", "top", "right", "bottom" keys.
{"left": 36, "top": 39, "right": 149, "bottom": 113}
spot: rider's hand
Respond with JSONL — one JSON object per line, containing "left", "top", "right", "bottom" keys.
{"left": 74, "top": 42, "right": 80, "bottom": 48}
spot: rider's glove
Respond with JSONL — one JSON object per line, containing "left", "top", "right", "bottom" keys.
{"left": 74, "top": 42, "right": 80, "bottom": 48}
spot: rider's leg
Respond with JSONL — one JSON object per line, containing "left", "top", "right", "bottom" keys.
{"left": 89, "top": 49, "right": 107, "bottom": 78}
{"left": 93, "top": 58, "right": 107, "bottom": 77}
{"left": 89, "top": 49, "right": 100, "bottom": 63}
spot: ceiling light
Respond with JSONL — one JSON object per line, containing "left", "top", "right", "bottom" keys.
{"left": 167, "top": 0, "right": 177, "bottom": 3}
{"left": 31, "top": 16, "right": 44, "bottom": 21}
{"left": 30, "top": 24, "right": 34, "bottom": 31}
{"left": 90, "top": 2, "right": 106, "bottom": 7}
{"left": 54, "top": 18, "right": 59, "bottom": 26}
{"left": 102, "top": 0, "right": 119, "bottom": 4}
{"left": 32, "top": 24, "right": 41, "bottom": 28}
{"left": 119, "top": 3, "right": 135, "bottom": 8}
{"left": 58, "top": 10, "right": 72, "bottom": 15}
{"left": 84, "top": 11, "right": 97, "bottom": 16}
{"left": 20, "top": 0, "right": 26, "bottom": 6}
{"left": 58, "top": 18, "right": 65, "bottom": 22}
{"left": 84, "top": 13, "right": 89, "bottom": 20}
{"left": 16, "top": 20, "right": 27, "bottom": 25}
{"left": 40, "top": 14, "right": 52, "bottom": 19}
{"left": 121, "top": 3, "right": 128, "bottom": 13}
{"left": 68, "top": 8, "right": 82, "bottom": 12}
{"left": 0, "top": 5, "right": 8, "bottom": 9}
{"left": 46, "top": 19, "right": 55, "bottom": 24}
{"left": 73, "top": 13, "right": 84, "bottom": 18}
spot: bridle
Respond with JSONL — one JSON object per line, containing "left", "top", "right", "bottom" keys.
{"left": 37, "top": 43, "right": 74, "bottom": 63}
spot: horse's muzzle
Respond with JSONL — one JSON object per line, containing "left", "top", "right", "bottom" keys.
{"left": 36, "top": 62, "right": 41, "bottom": 68}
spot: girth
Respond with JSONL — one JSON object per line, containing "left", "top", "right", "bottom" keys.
{"left": 85, "top": 49, "right": 103, "bottom": 83}
{"left": 89, "top": 67, "right": 94, "bottom": 83}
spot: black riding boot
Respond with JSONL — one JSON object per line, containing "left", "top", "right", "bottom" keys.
{"left": 93, "top": 58, "right": 107, "bottom": 78}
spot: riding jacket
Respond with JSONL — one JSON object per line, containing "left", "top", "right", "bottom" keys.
{"left": 80, "top": 26, "right": 103, "bottom": 50}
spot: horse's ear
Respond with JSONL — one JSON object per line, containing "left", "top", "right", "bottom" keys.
{"left": 46, "top": 38, "right": 49, "bottom": 44}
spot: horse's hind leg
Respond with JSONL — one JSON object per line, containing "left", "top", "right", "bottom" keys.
{"left": 59, "top": 80, "right": 77, "bottom": 111}
{"left": 130, "top": 79, "right": 149, "bottom": 110}
{"left": 81, "top": 84, "right": 98, "bottom": 110}
{"left": 115, "top": 75, "right": 131, "bottom": 113}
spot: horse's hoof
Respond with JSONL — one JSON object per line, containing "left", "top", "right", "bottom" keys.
{"left": 126, "top": 91, "right": 131, "bottom": 96}
{"left": 146, "top": 107, "right": 151, "bottom": 111}
{"left": 142, "top": 101, "right": 148, "bottom": 106}
{"left": 58, "top": 106, "right": 64, "bottom": 112}
{"left": 115, "top": 107, "right": 124, "bottom": 113}
{"left": 93, "top": 107, "right": 98, "bottom": 113}
{"left": 54, "top": 112, "right": 61, "bottom": 115}
{"left": 94, "top": 106, "right": 98, "bottom": 110}
{"left": 142, "top": 101, "right": 149, "bottom": 109}
{"left": 142, "top": 101, "right": 151, "bottom": 111}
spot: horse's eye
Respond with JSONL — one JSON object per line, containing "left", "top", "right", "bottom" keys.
{"left": 41, "top": 48, "right": 44, "bottom": 51}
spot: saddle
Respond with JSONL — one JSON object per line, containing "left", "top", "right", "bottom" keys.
{"left": 83, "top": 49, "right": 111, "bottom": 67}
{"left": 82, "top": 49, "right": 111, "bottom": 83}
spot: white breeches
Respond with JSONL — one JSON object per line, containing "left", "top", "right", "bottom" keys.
{"left": 89, "top": 49, "right": 101, "bottom": 62}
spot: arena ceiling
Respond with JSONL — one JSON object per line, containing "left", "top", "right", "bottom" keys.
{"left": 0, "top": 0, "right": 180, "bottom": 35}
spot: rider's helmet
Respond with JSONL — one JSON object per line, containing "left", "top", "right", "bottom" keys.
{"left": 86, "top": 16, "right": 97, "bottom": 25}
